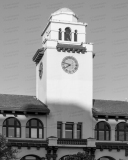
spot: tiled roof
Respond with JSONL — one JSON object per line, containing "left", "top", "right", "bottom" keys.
{"left": 33, "top": 48, "right": 44, "bottom": 64}
{"left": 0, "top": 94, "right": 50, "bottom": 114}
{"left": 93, "top": 99, "right": 128, "bottom": 116}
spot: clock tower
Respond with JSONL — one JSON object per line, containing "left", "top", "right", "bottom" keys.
{"left": 33, "top": 8, "right": 93, "bottom": 138}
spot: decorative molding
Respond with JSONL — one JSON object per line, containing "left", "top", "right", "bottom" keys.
{"left": 56, "top": 43, "right": 86, "bottom": 54}
{"left": 96, "top": 142, "right": 128, "bottom": 157}
{"left": 8, "top": 139, "right": 48, "bottom": 149}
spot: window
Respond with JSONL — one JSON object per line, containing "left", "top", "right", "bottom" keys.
{"left": 26, "top": 119, "right": 43, "bottom": 138}
{"left": 77, "top": 123, "right": 82, "bottom": 139}
{"left": 57, "top": 122, "right": 62, "bottom": 138}
{"left": 74, "top": 30, "right": 77, "bottom": 41}
{"left": 64, "top": 27, "right": 71, "bottom": 41}
{"left": 65, "top": 123, "right": 73, "bottom": 138}
{"left": 3, "top": 117, "right": 21, "bottom": 138}
{"left": 95, "top": 121, "right": 110, "bottom": 140}
{"left": 115, "top": 122, "right": 128, "bottom": 141}
{"left": 58, "top": 28, "right": 62, "bottom": 40}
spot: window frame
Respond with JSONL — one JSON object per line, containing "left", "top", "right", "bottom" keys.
{"left": 26, "top": 118, "right": 44, "bottom": 139}
{"left": 57, "top": 122, "right": 62, "bottom": 138}
{"left": 65, "top": 122, "right": 73, "bottom": 139}
{"left": 115, "top": 122, "right": 128, "bottom": 141}
{"left": 2, "top": 117, "right": 21, "bottom": 138}
{"left": 95, "top": 121, "right": 111, "bottom": 141}
{"left": 74, "top": 30, "right": 77, "bottom": 42}
{"left": 58, "top": 28, "right": 62, "bottom": 40}
{"left": 77, "top": 123, "right": 82, "bottom": 139}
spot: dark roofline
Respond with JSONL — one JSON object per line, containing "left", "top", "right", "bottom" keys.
{"left": 33, "top": 48, "right": 44, "bottom": 64}
{"left": 0, "top": 94, "right": 50, "bottom": 116}
{"left": 93, "top": 99, "right": 128, "bottom": 121}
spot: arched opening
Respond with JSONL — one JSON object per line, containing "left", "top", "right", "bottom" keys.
{"left": 58, "top": 28, "right": 62, "bottom": 40}
{"left": 115, "top": 122, "right": 128, "bottom": 141}
{"left": 95, "top": 121, "right": 111, "bottom": 140}
{"left": 59, "top": 155, "right": 76, "bottom": 160}
{"left": 26, "top": 118, "right": 44, "bottom": 138}
{"left": 74, "top": 30, "right": 77, "bottom": 42}
{"left": 98, "top": 156, "right": 116, "bottom": 160}
{"left": 64, "top": 27, "right": 71, "bottom": 41}
{"left": 21, "top": 155, "right": 42, "bottom": 160}
{"left": 3, "top": 117, "right": 21, "bottom": 138}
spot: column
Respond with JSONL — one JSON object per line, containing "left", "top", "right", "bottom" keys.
{"left": 62, "top": 30, "right": 64, "bottom": 41}
{"left": 73, "top": 123, "right": 77, "bottom": 139}
{"left": 62, "top": 122, "right": 66, "bottom": 138}
{"left": 71, "top": 32, "right": 74, "bottom": 42}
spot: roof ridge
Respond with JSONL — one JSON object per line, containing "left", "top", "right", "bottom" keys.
{"left": 0, "top": 93, "right": 35, "bottom": 97}
{"left": 93, "top": 99, "right": 127, "bottom": 102}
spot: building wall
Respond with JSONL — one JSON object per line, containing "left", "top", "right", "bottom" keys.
{"left": 95, "top": 149, "right": 126, "bottom": 160}
{"left": 0, "top": 114, "right": 47, "bottom": 139}
{"left": 92, "top": 118, "right": 127, "bottom": 141}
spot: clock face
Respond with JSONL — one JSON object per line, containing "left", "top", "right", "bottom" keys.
{"left": 39, "top": 62, "right": 43, "bottom": 79}
{"left": 61, "top": 56, "right": 79, "bottom": 74}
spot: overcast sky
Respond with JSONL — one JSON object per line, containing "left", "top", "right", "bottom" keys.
{"left": 0, "top": 0, "right": 128, "bottom": 101}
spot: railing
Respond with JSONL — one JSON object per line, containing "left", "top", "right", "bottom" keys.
{"left": 57, "top": 138, "right": 87, "bottom": 145}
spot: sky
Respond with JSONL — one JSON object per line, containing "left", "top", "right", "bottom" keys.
{"left": 0, "top": 0, "right": 128, "bottom": 101}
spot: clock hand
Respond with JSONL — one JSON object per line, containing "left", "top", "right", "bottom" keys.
{"left": 64, "top": 64, "right": 71, "bottom": 69}
{"left": 62, "top": 62, "right": 71, "bottom": 65}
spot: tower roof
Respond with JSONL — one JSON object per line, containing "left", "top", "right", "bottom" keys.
{"left": 50, "top": 8, "right": 78, "bottom": 21}
{"left": 52, "top": 8, "right": 76, "bottom": 15}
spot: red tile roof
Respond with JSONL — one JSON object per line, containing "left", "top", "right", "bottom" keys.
{"left": 93, "top": 99, "right": 128, "bottom": 116}
{"left": 0, "top": 94, "right": 50, "bottom": 114}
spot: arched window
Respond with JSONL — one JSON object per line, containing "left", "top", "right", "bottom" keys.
{"left": 58, "top": 28, "right": 62, "bottom": 40}
{"left": 26, "top": 118, "right": 44, "bottom": 138}
{"left": 3, "top": 117, "right": 21, "bottom": 138}
{"left": 21, "top": 155, "right": 41, "bottom": 160}
{"left": 74, "top": 30, "right": 77, "bottom": 41}
{"left": 95, "top": 121, "right": 110, "bottom": 140}
{"left": 115, "top": 122, "right": 128, "bottom": 141}
{"left": 98, "top": 156, "right": 116, "bottom": 160}
{"left": 64, "top": 27, "right": 71, "bottom": 41}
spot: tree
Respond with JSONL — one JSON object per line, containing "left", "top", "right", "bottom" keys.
{"left": 0, "top": 134, "right": 18, "bottom": 160}
{"left": 63, "top": 151, "right": 93, "bottom": 160}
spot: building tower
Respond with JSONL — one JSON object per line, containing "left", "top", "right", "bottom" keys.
{"left": 33, "top": 8, "right": 93, "bottom": 139}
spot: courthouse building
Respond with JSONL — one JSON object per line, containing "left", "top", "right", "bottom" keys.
{"left": 0, "top": 8, "right": 128, "bottom": 160}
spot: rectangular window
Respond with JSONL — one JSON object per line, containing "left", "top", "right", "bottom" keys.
{"left": 95, "top": 130, "right": 97, "bottom": 139}
{"left": 77, "top": 123, "right": 82, "bottom": 139}
{"left": 16, "top": 128, "right": 20, "bottom": 138}
{"left": 39, "top": 129, "right": 42, "bottom": 138}
{"left": 57, "top": 122, "right": 62, "bottom": 138}
{"left": 106, "top": 131, "right": 110, "bottom": 140}
{"left": 26, "top": 128, "right": 29, "bottom": 138}
{"left": 99, "top": 131, "right": 104, "bottom": 140}
{"left": 119, "top": 131, "right": 124, "bottom": 141}
{"left": 8, "top": 127, "right": 14, "bottom": 138}
{"left": 65, "top": 123, "right": 73, "bottom": 139}
{"left": 31, "top": 128, "right": 37, "bottom": 138}
{"left": 3, "top": 127, "right": 6, "bottom": 137}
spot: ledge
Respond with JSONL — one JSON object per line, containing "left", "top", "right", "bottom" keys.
{"left": 56, "top": 43, "right": 86, "bottom": 54}
{"left": 8, "top": 138, "right": 48, "bottom": 149}
{"left": 96, "top": 142, "right": 128, "bottom": 156}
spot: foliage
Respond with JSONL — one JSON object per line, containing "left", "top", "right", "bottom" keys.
{"left": 0, "top": 134, "right": 18, "bottom": 160}
{"left": 64, "top": 151, "right": 92, "bottom": 160}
